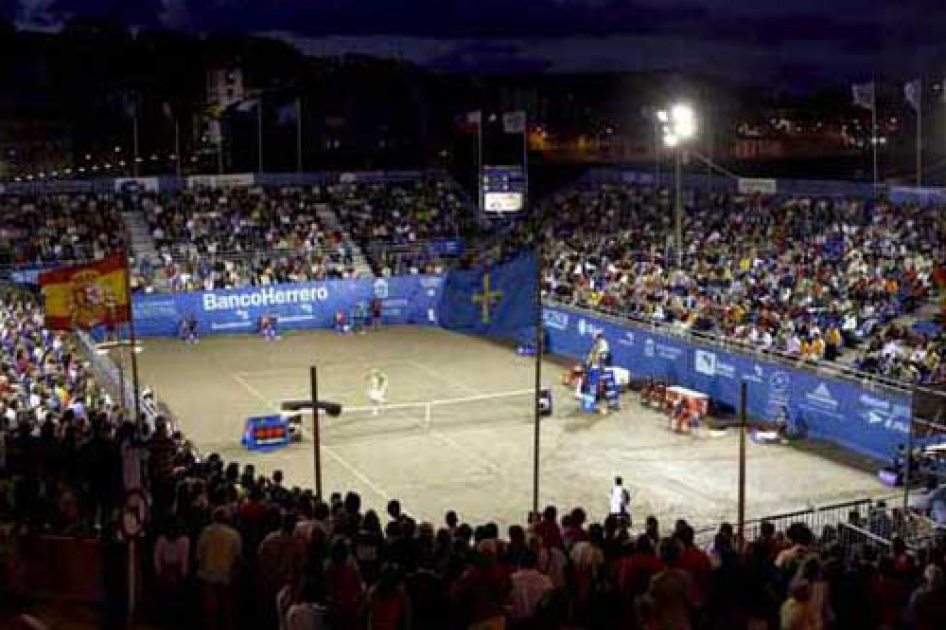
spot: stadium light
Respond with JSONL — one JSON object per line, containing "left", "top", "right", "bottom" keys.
{"left": 661, "top": 103, "right": 697, "bottom": 147}
{"left": 657, "top": 102, "right": 698, "bottom": 262}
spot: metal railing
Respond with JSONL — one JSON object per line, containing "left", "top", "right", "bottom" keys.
{"left": 694, "top": 497, "right": 876, "bottom": 546}
{"left": 74, "top": 329, "right": 166, "bottom": 434}
{"left": 545, "top": 299, "right": 923, "bottom": 396}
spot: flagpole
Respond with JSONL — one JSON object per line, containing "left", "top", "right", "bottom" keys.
{"left": 217, "top": 119, "right": 224, "bottom": 175}
{"left": 174, "top": 119, "right": 182, "bottom": 179}
{"left": 296, "top": 97, "right": 303, "bottom": 174}
{"left": 477, "top": 111, "right": 483, "bottom": 211}
{"left": 871, "top": 80, "right": 878, "bottom": 191}
{"left": 257, "top": 100, "right": 264, "bottom": 174}
{"left": 522, "top": 111, "right": 529, "bottom": 209}
{"left": 917, "top": 80, "right": 923, "bottom": 187}
{"left": 132, "top": 114, "right": 140, "bottom": 178}
{"left": 122, "top": 252, "right": 142, "bottom": 430}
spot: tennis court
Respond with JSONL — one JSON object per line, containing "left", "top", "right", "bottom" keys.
{"left": 136, "top": 326, "right": 890, "bottom": 528}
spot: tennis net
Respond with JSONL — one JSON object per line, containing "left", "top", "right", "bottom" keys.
{"left": 321, "top": 388, "right": 538, "bottom": 443}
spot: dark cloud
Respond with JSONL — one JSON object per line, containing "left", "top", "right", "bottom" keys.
{"left": 6, "top": 0, "right": 942, "bottom": 80}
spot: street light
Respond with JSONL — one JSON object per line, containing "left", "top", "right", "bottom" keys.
{"left": 658, "top": 103, "right": 698, "bottom": 262}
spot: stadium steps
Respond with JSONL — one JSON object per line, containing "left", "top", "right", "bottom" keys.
{"left": 122, "top": 210, "right": 169, "bottom": 291}
{"left": 316, "top": 206, "right": 374, "bottom": 278}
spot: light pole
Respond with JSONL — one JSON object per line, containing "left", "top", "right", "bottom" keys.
{"left": 657, "top": 104, "right": 697, "bottom": 263}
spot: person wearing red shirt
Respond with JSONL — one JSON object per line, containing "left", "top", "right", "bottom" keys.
{"left": 675, "top": 525, "right": 712, "bottom": 610}
{"left": 367, "top": 567, "right": 412, "bottom": 630}
{"left": 533, "top": 506, "right": 564, "bottom": 551}
{"left": 617, "top": 535, "right": 666, "bottom": 598}
{"left": 326, "top": 539, "right": 365, "bottom": 629}
{"left": 449, "top": 550, "right": 511, "bottom": 630}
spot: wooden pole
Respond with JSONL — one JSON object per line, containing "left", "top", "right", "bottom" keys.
{"left": 738, "top": 381, "right": 748, "bottom": 546}
{"left": 532, "top": 243, "right": 543, "bottom": 517}
{"left": 122, "top": 255, "right": 142, "bottom": 429}
{"left": 311, "top": 365, "right": 323, "bottom": 499}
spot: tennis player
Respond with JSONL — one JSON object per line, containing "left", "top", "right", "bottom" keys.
{"left": 367, "top": 368, "right": 388, "bottom": 415}
{"left": 587, "top": 332, "right": 611, "bottom": 368}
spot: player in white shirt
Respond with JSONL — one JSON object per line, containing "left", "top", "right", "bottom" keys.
{"left": 610, "top": 476, "right": 632, "bottom": 518}
{"left": 366, "top": 369, "right": 388, "bottom": 416}
{"left": 587, "top": 333, "right": 611, "bottom": 368}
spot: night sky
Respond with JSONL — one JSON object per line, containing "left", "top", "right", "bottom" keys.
{"left": 2, "top": 0, "right": 942, "bottom": 84}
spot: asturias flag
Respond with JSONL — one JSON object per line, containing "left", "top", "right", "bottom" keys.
{"left": 40, "top": 256, "right": 131, "bottom": 330}
{"left": 439, "top": 253, "right": 537, "bottom": 338}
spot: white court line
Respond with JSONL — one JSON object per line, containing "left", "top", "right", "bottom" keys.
{"left": 404, "top": 359, "right": 520, "bottom": 477}
{"left": 230, "top": 372, "right": 402, "bottom": 511}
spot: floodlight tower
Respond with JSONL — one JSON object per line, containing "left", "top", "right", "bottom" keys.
{"left": 656, "top": 104, "right": 697, "bottom": 263}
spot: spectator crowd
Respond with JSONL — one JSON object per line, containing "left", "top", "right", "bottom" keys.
{"left": 2, "top": 319, "right": 946, "bottom": 630}
{"left": 539, "top": 184, "right": 946, "bottom": 383}
{"left": 0, "top": 193, "right": 126, "bottom": 267}
{"left": 137, "top": 179, "right": 469, "bottom": 291}
{"left": 0, "top": 274, "right": 945, "bottom": 629}
{"left": 1, "top": 178, "right": 945, "bottom": 385}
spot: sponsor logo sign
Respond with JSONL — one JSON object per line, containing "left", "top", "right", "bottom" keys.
{"left": 543, "top": 310, "right": 570, "bottom": 331}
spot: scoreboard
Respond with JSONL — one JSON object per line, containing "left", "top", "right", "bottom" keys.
{"left": 242, "top": 414, "right": 291, "bottom": 451}
{"left": 481, "top": 165, "right": 526, "bottom": 213}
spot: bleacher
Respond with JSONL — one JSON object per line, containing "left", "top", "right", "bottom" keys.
{"left": 2, "top": 172, "right": 946, "bottom": 628}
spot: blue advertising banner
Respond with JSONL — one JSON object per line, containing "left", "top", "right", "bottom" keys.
{"left": 440, "top": 254, "right": 538, "bottom": 338}
{"left": 542, "top": 304, "right": 912, "bottom": 461}
{"left": 133, "top": 275, "right": 443, "bottom": 337}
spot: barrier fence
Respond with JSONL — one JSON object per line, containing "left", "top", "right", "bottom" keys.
{"left": 131, "top": 274, "right": 443, "bottom": 337}
{"left": 694, "top": 498, "right": 876, "bottom": 547}
{"left": 541, "top": 301, "right": 919, "bottom": 462}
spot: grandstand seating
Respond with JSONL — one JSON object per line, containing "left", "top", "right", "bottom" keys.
{"left": 0, "top": 178, "right": 942, "bottom": 384}
{"left": 1, "top": 285, "right": 944, "bottom": 629}
{"left": 0, "top": 194, "right": 126, "bottom": 266}
{"left": 2, "top": 200, "right": 946, "bottom": 627}
{"left": 539, "top": 183, "right": 946, "bottom": 384}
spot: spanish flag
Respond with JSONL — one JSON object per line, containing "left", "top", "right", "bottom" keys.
{"left": 39, "top": 256, "right": 131, "bottom": 331}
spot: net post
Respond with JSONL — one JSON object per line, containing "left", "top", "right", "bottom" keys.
{"left": 532, "top": 241, "right": 543, "bottom": 517}
{"left": 426, "top": 403, "right": 432, "bottom": 429}
{"left": 738, "top": 381, "right": 748, "bottom": 548}
{"left": 122, "top": 252, "right": 142, "bottom": 431}
{"left": 311, "top": 365, "right": 323, "bottom": 500}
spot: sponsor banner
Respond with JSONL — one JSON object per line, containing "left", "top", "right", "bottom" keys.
{"left": 737, "top": 178, "right": 778, "bottom": 195}
{"left": 186, "top": 173, "right": 256, "bottom": 190}
{"left": 543, "top": 304, "right": 912, "bottom": 461}
{"left": 888, "top": 186, "right": 946, "bottom": 207}
{"left": 789, "top": 371, "right": 910, "bottom": 460}
{"left": 114, "top": 177, "right": 160, "bottom": 193}
{"left": 10, "top": 266, "right": 50, "bottom": 285}
{"left": 133, "top": 275, "right": 442, "bottom": 336}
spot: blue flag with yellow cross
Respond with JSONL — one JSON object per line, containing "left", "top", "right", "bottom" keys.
{"left": 439, "top": 253, "right": 538, "bottom": 338}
